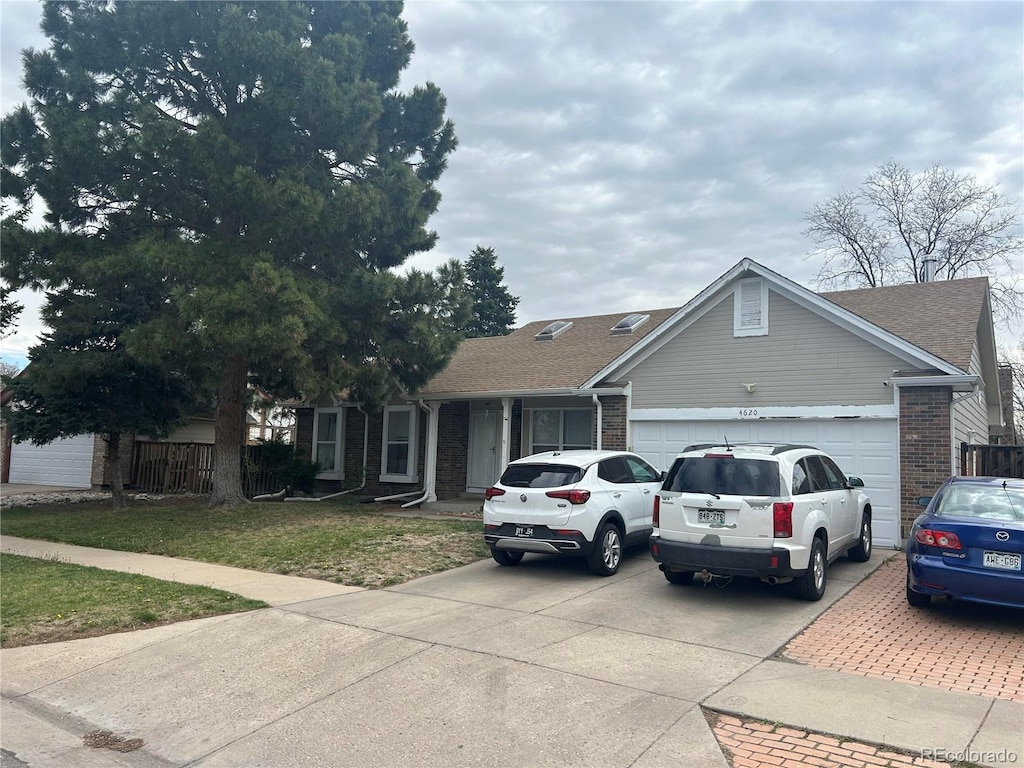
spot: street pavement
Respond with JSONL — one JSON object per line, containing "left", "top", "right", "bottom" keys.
{"left": 1, "top": 536, "right": 1021, "bottom": 768}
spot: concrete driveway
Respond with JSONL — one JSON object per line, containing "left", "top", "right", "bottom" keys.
{"left": 1, "top": 548, "right": 890, "bottom": 768}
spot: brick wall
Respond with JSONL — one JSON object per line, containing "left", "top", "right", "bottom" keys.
{"left": 899, "top": 387, "right": 952, "bottom": 536}
{"left": 599, "top": 395, "right": 627, "bottom": 450}
{"left": 436, "top": 401, "right": 470, "bottom": 498}
{"left": 295, "top": 408, "right": 313, "bottom": 461}
{"left": 992, "top": 364, "right": 1016, "bottom": 444}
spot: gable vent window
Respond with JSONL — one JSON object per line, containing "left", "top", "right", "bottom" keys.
{"left": 734, "top": 277, "right": 768, "bottom": 337}
{"left": 535, "top": 320, "right": 573, "bottom": 341}
{"left": 610, "top": 313, "right": 650, "bottom": 335}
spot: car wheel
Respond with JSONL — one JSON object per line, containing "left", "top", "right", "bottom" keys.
{"left": 794, "top": 537, "right": 827, "bottom": 601}
{"left": 847, "top": 514, "right": 872, "bottom": 562}
{"left": 491, "top": 548, "right": 524, "bottom": 567}
{"left": 905, "top": 570, "right": 931, "bottom": 607}
{"left": 587, "top": 523, "right": 622, "bottom": 576}
{"left": 663, "top": 569, "right": 694, "bottom": 585}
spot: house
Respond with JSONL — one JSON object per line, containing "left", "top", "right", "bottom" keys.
{"left": 296, "top": 257, "right": 1003, "bottom": 548}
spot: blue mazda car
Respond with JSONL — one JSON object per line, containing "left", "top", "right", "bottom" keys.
{"left": 906, "top": 476, "right": 1024, "bottom": 610}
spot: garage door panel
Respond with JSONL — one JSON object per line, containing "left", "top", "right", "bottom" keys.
{"left": 633, "top": 418, "right": 900, "bottom": 548}
{"left": 9, "top": 435, "right": 95, "bottom": 488}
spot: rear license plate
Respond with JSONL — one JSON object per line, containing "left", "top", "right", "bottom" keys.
{"left": 697, "top": 510, "right": 725, "bottom": 525}
{"left": 983, "top": 551, "right": 1021, "bottom": 571}
{"left": 514, "top": 526, "right": 534, "bottom": 538}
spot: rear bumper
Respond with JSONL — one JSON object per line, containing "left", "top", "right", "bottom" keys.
{"left": 908, "top": 554, "right": 1024, "bottom": 610}
{"left": 485, "top": 524, "right": 593, "bottom": 556}
{"left": 650, "top": 536, "right": 798, "bottom": 578}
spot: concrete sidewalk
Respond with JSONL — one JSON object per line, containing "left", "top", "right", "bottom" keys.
{"left": 1, "top": 538, "right": 1020, "bottom": 768}
{"left": 0, "top": 536, "right": 361, "bottom": 606}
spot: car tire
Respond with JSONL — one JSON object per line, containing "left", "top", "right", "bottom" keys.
{"left": 906, "top": 571, "right": 931, "bottom": 607}
{"left": 847, "top": 514, "right": 872, "bottom": 562}
{"left": 491, "top": 548, "right": 524, "bottom": 567}
{"left": 587, "top": 522, "right": 622, "bottom": 576}
{"left": 663, "top": 569, "right": 694, "bottom": 585}
{"left": 794, "top": 537, "right": 827, "bottom": 601}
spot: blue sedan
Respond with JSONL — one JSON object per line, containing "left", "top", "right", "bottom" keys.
{"left": 906, "top": 476, "right": 1024, "bottom": 610}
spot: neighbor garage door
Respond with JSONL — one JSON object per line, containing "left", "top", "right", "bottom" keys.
{"left": 632, "top": 418, "right": 900, "bottom": 549}
{"left": 8, "top": 434, "right": 95, "bottom": 488}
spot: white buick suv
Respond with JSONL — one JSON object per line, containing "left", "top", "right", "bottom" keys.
{"left": 650, "top": 443, "right": 872, "bottom": 600}
{"left": 484, "top": 450, "right": 662, "bottom": 576}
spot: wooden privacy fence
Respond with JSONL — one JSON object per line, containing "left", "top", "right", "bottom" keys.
{"left": 131, "top": 442, "right": 284, "bottom": 496}
{"left": 960, "top": 443, "right": 1024, "bottom": 479}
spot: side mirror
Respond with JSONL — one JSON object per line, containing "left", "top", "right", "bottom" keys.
{"left": 846, "top": 476, "right": 865, "bottom": 488}
{"left": 916, "top": 496, "right": 932, "bottom": 507}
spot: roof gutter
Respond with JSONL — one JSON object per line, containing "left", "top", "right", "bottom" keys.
{"left": 412, "top": 386, "right": 629, "bottom": 402}
{"left": 889, "top": 374, "right": 979, "bottom": 391}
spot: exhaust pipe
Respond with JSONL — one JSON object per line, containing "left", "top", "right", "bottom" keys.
{"left": 699, "top": 569, "right": 713, "bottom": 584}
{"left": 765, "top": 575, "right": 779, "bottom": 585}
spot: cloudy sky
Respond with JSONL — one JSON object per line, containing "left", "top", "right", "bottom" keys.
{"left": 2, "top": 0, "right": 1022, "bottom": 367}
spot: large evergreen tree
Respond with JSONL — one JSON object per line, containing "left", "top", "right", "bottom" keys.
{"left": 462, "top": 246, "right": 519, "bottom": 338}
{"left": 2, "top": 2, "right": 459, "bottom": 505}
{"left": 2, "top": 236, "right": 196, "bottom": 508}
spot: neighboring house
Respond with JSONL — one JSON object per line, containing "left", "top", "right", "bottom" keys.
{"left": 294, "top": 258, "right": 1006, "bottom": 549}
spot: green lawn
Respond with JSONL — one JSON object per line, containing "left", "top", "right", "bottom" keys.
{"left": 1, "top": 553, "right": 267, "bottom": 647}
{"left": 0, "top": 497, "right": 491, "bottom": 588}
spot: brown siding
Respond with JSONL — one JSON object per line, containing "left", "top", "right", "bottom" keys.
{"left": 899, "top": 387, "right": 952, "bottom": 537}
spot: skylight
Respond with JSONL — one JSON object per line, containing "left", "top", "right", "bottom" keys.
{"left": 534, "top": 320, "right": 573, "bottom": 341}
{"left": 610, "top": 313, "right": 650, "bottom": 335}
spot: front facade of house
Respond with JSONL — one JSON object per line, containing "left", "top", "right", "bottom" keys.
{"left": 294, "top": 259, "right": 1005, "bottom": 549}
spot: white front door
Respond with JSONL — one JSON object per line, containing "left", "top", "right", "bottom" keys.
{"left": 467, "top": 411, "right": 499, "bottom": 491}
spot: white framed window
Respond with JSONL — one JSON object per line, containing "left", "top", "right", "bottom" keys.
{"left": 734, "top": 277, "right": 769, "bottom": 337}
{"left": 380, "top": 405, "right": 418, "bottom": 483}
{"left": 528, "top": 409, "right": 593, "bottom": 453}
{"left": 313, "top": 407, "right": 345, "bottom": 479}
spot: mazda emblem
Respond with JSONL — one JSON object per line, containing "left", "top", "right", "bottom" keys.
{"left": 520, "top": 494, "right": 527, "bottom": 503}
{"left": 996, "top": 531, "right": 1010, "bottom": 542}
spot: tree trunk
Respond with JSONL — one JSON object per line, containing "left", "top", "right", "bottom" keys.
{"left": 105, "top": 431, "right": 126, "bottom": 509}
{"left": 209, "top": 353, "right": 249, "bottom": 507}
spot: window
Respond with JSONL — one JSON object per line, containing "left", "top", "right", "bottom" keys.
{"left": 499, "top": 463, "right": 583, "bottom": 488}
{"left": 598, "top": 456, "right": 632, "bottom": 484}
{"left": 625, "top": 456, "right": 660, "bottom": 483}
{"left": 818, "top": 456, "right": 847, "bottom": 490}
{"left": 792, "top": 461, "right": 811, "bottom": 495}
{"left": 313, "top": 407, "right": 344, "bottom": 479}
{"left": 380, "top": 405, "right": 417, "bottom": 483}
{"left": 734, "top": 277, "right": 768, "bottom": 337}
{"left": 529, "top": 409, "right": 593, "bottom": 453}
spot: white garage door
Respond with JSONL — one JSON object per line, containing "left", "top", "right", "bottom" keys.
{"left": 632, "top": 418, "right": 900, "bottom": 549}
{"left": 8, "top": 434, "right": 96, "bottom": 488}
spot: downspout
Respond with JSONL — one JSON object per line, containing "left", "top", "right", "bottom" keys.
{"left": 592, "top": 393, "right": 603, "bottom": 450}
{"left": 278, "top": 405, "right": 371, "bottom": 502}
{"left": 397, "top": 400, "right": 439, "bottom": 508}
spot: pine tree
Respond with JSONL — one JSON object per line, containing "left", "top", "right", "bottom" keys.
{"left": 2, "top": 2, "right": 460, "bottom": 505}
{"left": 463, "top": 246, "right": 519, "bottom": 338}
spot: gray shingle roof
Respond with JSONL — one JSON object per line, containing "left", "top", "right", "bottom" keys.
{"left": 419, "top": 276, "right": 989, "bottom": 396}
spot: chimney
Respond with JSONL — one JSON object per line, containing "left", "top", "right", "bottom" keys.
{"left": 922, "top": 257, "right": 937, "bottom": 282}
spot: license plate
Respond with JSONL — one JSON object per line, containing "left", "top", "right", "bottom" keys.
{"left": 514, "top": 526, "right": 534, "bottom": 538}
{"left": 697, "top": 510, "right": 725, "bottom": 525}
{"left": 983, "top": 551, "right": 1022, "bottom": 571}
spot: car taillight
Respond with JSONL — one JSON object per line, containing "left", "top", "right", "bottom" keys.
{"left": 773, "top": 502, "right": 793, "bottom": 538}
{"left": 915, "top": 529, "right": 962, "bottom": 550}
{"left": 546, "top": 489, "right": 591, "bottom": 505}
{"left": 653, "top": 495, "right": 660, "bottom": 527}
{"left": 484, "top": 487, "right": 505, "bottom": 501}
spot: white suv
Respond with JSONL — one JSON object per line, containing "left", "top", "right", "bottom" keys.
{"left": 650, "top": 444, "right": 872, "bottom": 600}
{"left": 483, "top": 450, "right": 662, "bottom": 576}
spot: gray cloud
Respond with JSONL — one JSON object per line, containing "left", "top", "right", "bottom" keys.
{"left": 2, "top": 0, "right": 1021, "bottom": 363}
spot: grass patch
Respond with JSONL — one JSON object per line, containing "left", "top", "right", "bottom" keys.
{"left": 0, "top": 497, "right": 492, "bottom": 589}
{"left": 0, "top": 553, "right": 267, "bottom": 647}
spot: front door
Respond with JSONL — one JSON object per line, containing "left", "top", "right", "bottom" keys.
{"left": 467, "top": 411, "right": 499, "bottom": 491}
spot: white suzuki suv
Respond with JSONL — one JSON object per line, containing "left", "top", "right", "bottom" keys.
{"left": 484, "top": 450, "right": 663, "bottom": 576}
{"left": 650, "top": 443, "right": 872, "bottom": 600}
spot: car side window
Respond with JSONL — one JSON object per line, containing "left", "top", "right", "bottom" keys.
{"left": 598, "top": 456, "right": 632, "bottom": 484}
{"left": 792, "top": 461, "right": 811, "bottom": 496}
{"left": 818, "top": 456, "right": 846, "bottom": 490}
{"left": 803, "top": 456, "right": 831, "bottom": 492}
{"left": 625, "top": 456, "right": 659, "bottom": 483}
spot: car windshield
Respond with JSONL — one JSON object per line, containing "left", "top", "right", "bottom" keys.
{"left": 500, "top": 463, "right": 583, "bottom": 488}
{"left": 662, "top": 457, "right": 780, "bottom": 496}
{"left": 936, "top": 483, "right": 1024, "bottom": 521}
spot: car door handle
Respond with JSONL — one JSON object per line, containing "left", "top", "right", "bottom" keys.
{"left": 643, "top": 489, "right": 651, "bottom": 494}
{"left": 819, "top": 498, "right": 829, "bottom": 505}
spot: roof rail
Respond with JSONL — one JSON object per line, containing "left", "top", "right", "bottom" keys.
{"left": 770, "top": 444, "right": 819, "bottom": 455}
